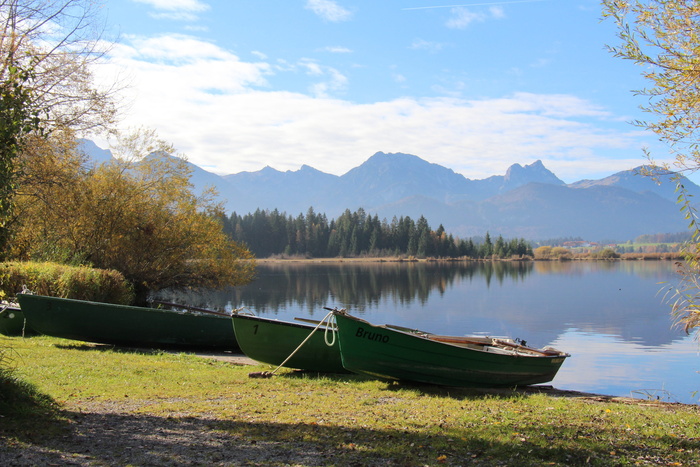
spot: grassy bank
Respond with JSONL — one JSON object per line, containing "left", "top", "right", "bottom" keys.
{"left": 2, "top": 335, "right": 699, "bottom": 466}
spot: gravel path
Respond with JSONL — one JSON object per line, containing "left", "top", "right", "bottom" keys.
{"left": 2, "top": 400, "right": 341, "bottom": 466}
{"left": 1, "top": 353, "right": 340, "bottom": 466}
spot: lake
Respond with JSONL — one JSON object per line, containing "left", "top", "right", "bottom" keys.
{"left": 158, "top": 260, "right": 700, "bottom": 404}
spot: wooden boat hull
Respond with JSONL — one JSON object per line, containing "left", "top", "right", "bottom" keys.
{"left": 17, "top": 294, "right": 238, "bottom": 351}
{"left": 232, "top": 313, "right": 347, "bottom": 373}
{"left": 333, "top": 312, "right": 568, "bottom": 388}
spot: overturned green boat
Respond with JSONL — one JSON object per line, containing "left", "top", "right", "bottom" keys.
{"left": 332, "top": 310, "right": 569, "bottom": 388}
{"left": 232, "top": 312, "right": 347, "bottom": 373}
{"left": 17, "top": 294, "right": 239, "bottom": 351}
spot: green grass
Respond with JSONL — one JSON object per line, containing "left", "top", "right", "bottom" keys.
{"left": 2, "top": 335, "right": 700, "bottom": 466}
{"left": 0, "top": 347, "right": 59, "bottom": 416}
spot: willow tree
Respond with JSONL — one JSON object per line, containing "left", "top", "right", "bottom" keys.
{"left": 11, "top": 129, "right": 256, "bottom": 304}
{"left": 603, "top": 0, "right": 700, "bottom": 338}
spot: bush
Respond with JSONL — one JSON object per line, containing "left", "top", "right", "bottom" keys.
{"left": 0, "top": 262, "right": 134, "bottom": 304}
{"left": 550, "top": 247, "right": 573, "bottom": 260}
{"left": 591, "top": 248, "right": 621, "bottom": 260}
{"left": 533, "top": 246, "right": 552, "bottom": 259}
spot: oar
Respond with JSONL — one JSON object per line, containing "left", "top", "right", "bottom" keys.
{"left": 384, "top": 323, "right": 432, "bottom": 335}
{"left": 150, "top": 301, "right": 231, "bottom": 317}
{"left": 429, "top": 335, "right": 492, "bottom": 345}
{"left": 491, "top": 339, "right": 566, "bottom": 357}
{"left": 294, "top": 317, "right": 337, "bottom": 328}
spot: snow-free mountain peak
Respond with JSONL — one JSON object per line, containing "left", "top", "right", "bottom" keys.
{"left": 77, "top": 138, "right": 114, "bottom": 166}
{"left": 568, "top": 165, "right": 700, "bottom": 202}
{"left": 77, "top": 140, "right": 698, "bottom": 240}
{"left": 504, "top": 160, "right": 564, "bottom": 187}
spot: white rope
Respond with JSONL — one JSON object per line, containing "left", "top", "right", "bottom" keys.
{"left": 264, "top": 310, "right": 336, "bottom": 376}
{"left": 232, "top": 307, "right": 255, "bottom": 316}
{"left": 323, "top": 312, "right": 337, "bottom": 347}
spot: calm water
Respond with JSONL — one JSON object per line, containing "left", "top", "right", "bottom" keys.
{"left": 158, "top": 260, "right": 700, "bottom": 404}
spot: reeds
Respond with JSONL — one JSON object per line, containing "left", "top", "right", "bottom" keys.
{"left": 0, "top": 261, "right": 134, "bottom": 304}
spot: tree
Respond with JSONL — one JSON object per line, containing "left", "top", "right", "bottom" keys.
{"left": 0, "top": 62, "right": 37, "bottom": 254}
{"left": 480, "top": 232, "right": 493, "bottom": 258}
{"left": 1, "top": 0, "right": 120, "bottom": 255}
{"left": 1, "top": 0, "right": 119, "bottom": 133}
{"left": 9, "top": 129, "right": 256, "bottom": 303}
{"left": 603, "top": 0, "right": 700, "bottom": 338}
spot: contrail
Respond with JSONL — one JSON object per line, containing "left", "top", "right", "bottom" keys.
{"left": 403, "top": 0, "right": 547, "bottom": 10}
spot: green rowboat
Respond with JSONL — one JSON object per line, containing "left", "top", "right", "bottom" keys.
{"left": 0, "top": 303, "right": 36, "bottom": 336}
{"left": 17, "top": 294, "right": 239, "bottom": 351}
{"left": 232, "top": 312, "right": 347, "bottom": 373}
{"left": 332, "top": 310, "right": 569, "bottom": 388}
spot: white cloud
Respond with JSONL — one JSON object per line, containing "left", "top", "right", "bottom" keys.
{"left": 131, "top": 0, "right": 210, "bottom": 12}
{"left": 305, "top": 0, "right": 352, "bottom": 22}
{"left": 150, "top": 11, "right": 199, "bottom": 21}
{"left": 132, "top": 0, "right": 209, "bottom": 21}
{"left": 393, "top": 73, "right": 407, "bottom": 84}
{"left": 446, "top": 7, "right": 487, "bottom": 28}
{"left": 446, "top": 6, "right": 505, "bottom": 29}
{"left": 93, "top": 33, "right": 660, "bottom": 184}
{"left": 410, "top": 39, "right": 445, "bottom": 53}
{"left": 102, "top": 34, "right": 270, "bottom": 95}
{"left": 322, "top": 46, "right": 352, "bottom": 54}
{"left": 184, "top": 24, "right": 209, "bottom": 32}
{"left": 299, "top": 59, "right": 348, "bottom": 97}
{"left": 489, "top": 6, "right": 505, "bottom": 18}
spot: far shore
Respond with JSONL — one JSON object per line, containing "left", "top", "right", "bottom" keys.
{"left": 255, "top": 253, "right": 684, "bottom": 263}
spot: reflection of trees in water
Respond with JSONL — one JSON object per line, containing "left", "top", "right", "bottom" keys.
{"left": 154, "top": 261, "right": 535, "bottom": 315}
{"left": 532, "top": 259, "right": 678, "bottom": 280}
{"left": 151, "top": 261, "right": 686, "bottom": 346}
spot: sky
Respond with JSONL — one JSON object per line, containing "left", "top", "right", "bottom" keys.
{"left": 90, "top": 0, "right": 673, "bottom": 183}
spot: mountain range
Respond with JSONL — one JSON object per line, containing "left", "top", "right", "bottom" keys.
{"left": 78, "top": 140, "right": 698, "bottom": 241}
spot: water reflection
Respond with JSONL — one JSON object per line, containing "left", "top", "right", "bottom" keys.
{"left": 156, "top": 260, "right": 681, "bottom": 347}
{"left": 155, "top": 260, "right": 699, "bottom": 403}
{"left": 159, "top": 261, "right": 535, "bottom": 312}
{"left": 550, "top": 330, "right": 699, "bottom": 403}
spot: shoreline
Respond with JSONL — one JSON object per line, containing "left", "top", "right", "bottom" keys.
{"left": 188, "top": 350, "right": 693, "bottom": 408}
{"left": 255, "top": 254, "right": 684, "bottom": 263}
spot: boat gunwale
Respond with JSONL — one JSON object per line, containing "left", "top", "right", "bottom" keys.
{"left": 16, "top": 293, "right": 240, "bottom": 350}
{"left": 232, "top": 312, "right": 337, "bottom": 332}
{"left": 334, "top": 311, "right": 569, "bottom": 360}
{"left": 18, "top": 294, "right": 231, "bottom": 320}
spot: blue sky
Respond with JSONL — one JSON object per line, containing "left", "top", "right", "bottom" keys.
{"left": 92, "top": 0, "right": 669, "bottom": 183}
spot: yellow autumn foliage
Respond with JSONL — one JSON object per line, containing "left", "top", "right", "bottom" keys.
{"left": 8, "top": 130, "right": 255, "bottom": 302}
{"left": 603, "top": 1, "right": 700, "bottom": 338}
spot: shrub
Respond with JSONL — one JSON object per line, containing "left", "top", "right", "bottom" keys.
{"left": 533, "top": 246, "right": 552, "bottom": 259}
{"left": 591, "top": 248, "right": 621, "bottom": 260}
{"left": 0, "top": 262, "right": 134, "bottom": 304}
{"left": 550, "top": 247, "right": 573, "bottom": 260}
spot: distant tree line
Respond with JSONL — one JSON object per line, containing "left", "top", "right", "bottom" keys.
{"left": 220, "top": 208, "right": 533, "bottom": 259}
{"left": 532, "top": 237, "right": 583, "bottom": 248}
{"left": 535, "top": 233, "right": 689, "bottom": 250}
{"left": 633, "top": 232, "right": 690, "bottom": 244}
